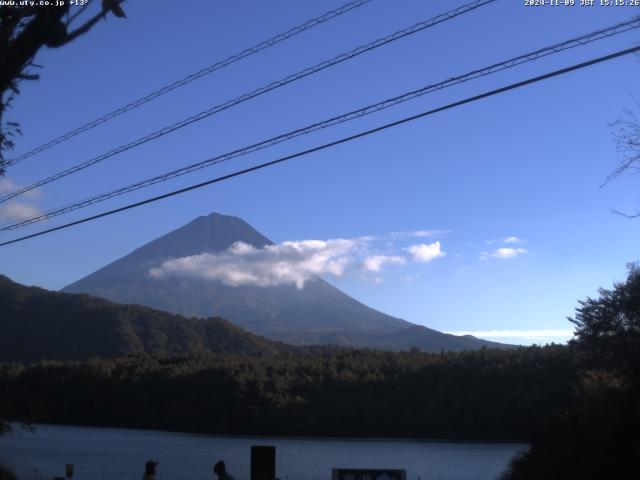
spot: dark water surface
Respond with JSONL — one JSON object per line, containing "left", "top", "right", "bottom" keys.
{"left": 0, "top": 424, "right": 526, "bottom": 480}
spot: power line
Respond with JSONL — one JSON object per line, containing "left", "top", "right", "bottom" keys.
{"left": 3, "top": 0, "right": 375, "bottom": 168}
{"left": 0, "top": 0, "right": 497, "bottom": 204}
{"left": 3, "top": 16, "right": 639, "bottom": 231}
{"left": 2, "top": 44, "right": 638, "bottom": 248}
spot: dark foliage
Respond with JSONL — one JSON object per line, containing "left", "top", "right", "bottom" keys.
{"left": 0, "top": 275, "right": 286, "bottom": 362}
{"left": 4, "top": 267, "right": 639, "bottom": 474}
{"left": 0, "top": 274, "right": 578, "bottom": 441}
{"left": 0, "top": 463, "right": 17, "bottom": 480}
{"left": 502, "top": 264, "right": 640, "bottom": 479}
{"left": 0, "top": 345, "right": 575, "bottom": 441}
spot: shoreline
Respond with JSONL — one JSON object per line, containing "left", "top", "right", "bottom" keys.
{"left": 13, "top": 423, "right": 529, "bottom": 446}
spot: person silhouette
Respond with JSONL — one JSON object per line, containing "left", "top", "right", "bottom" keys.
{"left": 213, "top": 460, "right": 234, "bottom": 480}
{"left": 143, "top": 461, "right": 158, "bottom": 480}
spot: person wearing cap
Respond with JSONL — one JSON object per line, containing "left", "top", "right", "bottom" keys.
{"left": 143, "top": 460, "right": 158, "bottom": 480}
{"left": 213, "top": 460, "right": 234, "bottom": 480}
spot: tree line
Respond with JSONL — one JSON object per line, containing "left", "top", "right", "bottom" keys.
{"left": 0, "top": 345, "right": 575, "bottom": 441}
{"left": 1, "top": 265, "right": 639, "bottom": 478}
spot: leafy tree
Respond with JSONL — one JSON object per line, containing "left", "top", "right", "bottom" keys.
{"left": 0, "top": 0, "right": 126, "bottom": 173}
{"left": 570, "top": 262, "right": 640, "bottom": 378}
{"left": 502, "top": 264, "right": 640, "bottom": 479}
{"left": 571, "top": 263, "right": 640, "bottom": 336}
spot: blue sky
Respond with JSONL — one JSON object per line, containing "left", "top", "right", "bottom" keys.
{"left": 1, "top": 0, "right": 639, "bottom": 345}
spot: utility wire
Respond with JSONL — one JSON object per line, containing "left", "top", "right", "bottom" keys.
{"left": 0, "top": 0, "right": 497, "bottom": 205}
{"left": 3, "top": 17, "right": 639, "bottom": 232}
{"left": 2, "top": 44, "right": 638, "bottom": 248}
{"left": 3, "top": 0, "right": 375, "bottom": 168}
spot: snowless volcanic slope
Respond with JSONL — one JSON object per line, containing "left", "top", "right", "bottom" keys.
{"left": 64, "top": 212, "right": 508, "bottom": 352}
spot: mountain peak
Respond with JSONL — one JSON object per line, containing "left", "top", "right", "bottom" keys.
{"left": 62, "top": 214, "right": 508, "bottom": 352}
{"left": 207, "top": 211, "right": 235, "bottom": 219}
{"left": 184, "top": 212, "right": 252, "bottom": 234}
{"left": 195, "top": 211, "right": 242, "bottom": 223}
{"left": 63, "top": 213, "right": 271, "bottom": 294}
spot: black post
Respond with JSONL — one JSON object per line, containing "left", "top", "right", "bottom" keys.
{"left": 250, "top": 445, "right": 276, "bottom": 480}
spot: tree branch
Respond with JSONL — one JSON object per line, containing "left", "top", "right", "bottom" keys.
{"left": 65, "top": 3, "right": 91, "bottom": 27}
{"left": 63, "top": 0, "right": 126, "bottom": 44}
{"left": 0, "top": 0, "right": 126, "bottom": 169}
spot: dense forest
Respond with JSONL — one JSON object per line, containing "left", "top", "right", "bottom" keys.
{"left": 1, "top": 265, "right": 639, "bottom": 478}
{"left": 0, "top": 345, "right": 574, "bottom": 441}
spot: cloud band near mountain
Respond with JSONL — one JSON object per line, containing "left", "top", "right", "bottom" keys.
{"left": 149, "top": 237, "right": 445, "bottom": 288}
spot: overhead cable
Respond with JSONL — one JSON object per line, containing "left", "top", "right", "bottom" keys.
{"left": 3, "top": 0, "right": 376, "bottom": 167}
{"left": 2, "top": 44, "right": 638, "bottom": 247}
{"left": 3, "top": 16, "right": 639, "bottom": 231}
{"left": 0, "top": 0, "right": 497, "bottom": 204}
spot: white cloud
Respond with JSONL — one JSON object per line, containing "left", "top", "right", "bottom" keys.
{"left": 150, "top": 239, "right": 365, "bottom": 289}
{"left": 447, "top": 329, "right": 574, "bottom": 343}
{"left": 485, "top": 236, "right": 525, "bottom": 245}
{"left": 406, "top": 241, "right": 445, "bottom": 263}
{"left": 449, "top": 329, "right": 574, "bottom": 338}
{"left": 150, "top": 232, "right": 450, "bottom": 288}
{"left": 362, "top": 255, "right": 406, "bottom": 272}
{"left": 503, "top": 236, "right": 523, "bottom": 244}
{"left": 0, "top": 201, "right": 41, "bottom": 221}
{"left": 0, "top": 178, "right": 43, "bottom": 223}
{"left": 493, "top": 247, "right": 527, "bottom": 259}
{"left": 410, "top": 230, "right": 443, "bottom": 238}
{"left": 391, "top": 229, "right": 448, "bottom": 238}
{"left": 480, "top": 247, "right": 528, "bottom": 260}
{"left": 0, "top": 177, "right": 41, "bottom": 200}
{"left": 0, "top": 178, "right": 17, "bottom": 194}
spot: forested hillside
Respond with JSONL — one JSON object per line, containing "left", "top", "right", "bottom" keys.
{"left": 0, "top": 275, "right": 284, "bottom": 361}
{"left": 2, "top": 267, "right": 638, "bottom": 479}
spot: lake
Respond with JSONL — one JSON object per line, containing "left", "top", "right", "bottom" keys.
{"left": 0, "top": 424, "right": 527, "bottom": 480}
